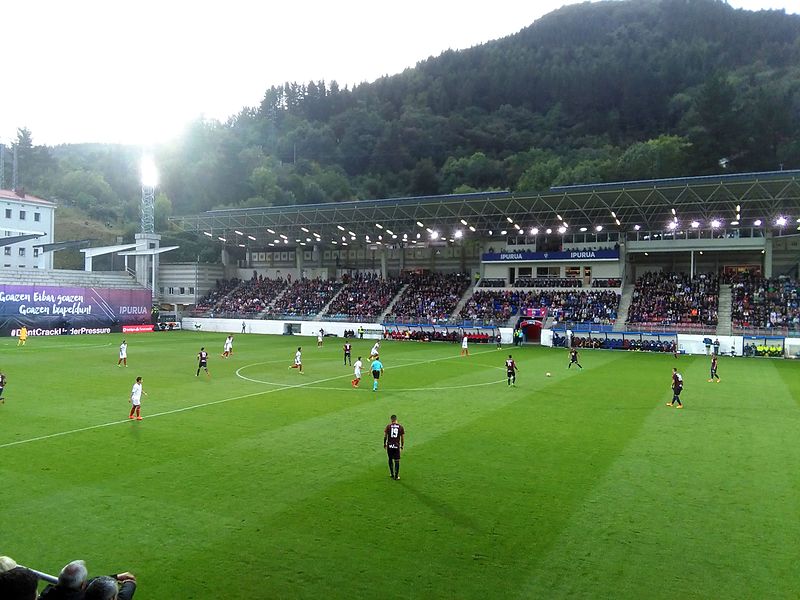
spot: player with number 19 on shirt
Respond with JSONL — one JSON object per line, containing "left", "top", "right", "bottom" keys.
{"left": 384, "top": 415, "right": 405, "bottom": 480}
{"left": 196, "top": 347, "right": 211, "bottom": 377}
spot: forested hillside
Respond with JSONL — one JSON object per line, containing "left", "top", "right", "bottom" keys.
{"left": 4, "top": 0, "right": 800, "bottom": 257}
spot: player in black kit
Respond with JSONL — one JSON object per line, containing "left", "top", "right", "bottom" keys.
{"left": 383, "top": 415, "right": 405, "bottom": 480}
{"left": 343, "top": 342, "right": 352, "bottom": 366}
{"left": 568, "top": 348, "right": 583, "bottom": 369}
{"left": 505, "top": 355, "right": 517, "bottom": 386}
{"left": 196, "top": 347, "right": 210, "bottom": 377}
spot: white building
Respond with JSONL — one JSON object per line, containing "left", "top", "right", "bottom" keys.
{"left": 0, "top": 188, "right": 55, "bottom": 269}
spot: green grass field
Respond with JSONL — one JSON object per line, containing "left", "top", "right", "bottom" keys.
{"left": 2, "top": 332, "right": 799, "bottom": 599}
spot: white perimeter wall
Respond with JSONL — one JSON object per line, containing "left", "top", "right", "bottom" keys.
{"left": 183, "top": 317, "right": 515, "bottom": 344}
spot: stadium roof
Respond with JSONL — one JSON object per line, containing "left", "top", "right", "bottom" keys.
{"left": 169, "top": 170, "right": 800, "bottom": 248}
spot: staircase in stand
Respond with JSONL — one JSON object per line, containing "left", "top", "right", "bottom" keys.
{"left": 613, "top": 284, "right": 635, "bottom": 332}
{"left": 318, "top": 284, "right": 349, "bottom": 318}
{"left": 716, "top": 286, "right": 733, "bottom": 336}
{"left": 380, "top": 284, "right": 410, "bottom": 321}
{"left": 450, "top": 285, "right": 481, "bottom": 320}
{"left": 257, "top": 286, "right": 290, "bottom": 318}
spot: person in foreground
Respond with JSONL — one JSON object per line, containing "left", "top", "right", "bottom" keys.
{"left": 384, "top": 414, "right": 405, "bottom": 480}
{"left": 666, "top": 367, "right": 684, "bottom": 408}
{"left": 39, "top": 560, "right": 136, "bottom": 600}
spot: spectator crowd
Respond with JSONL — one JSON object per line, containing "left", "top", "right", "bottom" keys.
{"left": 459, "top": 289, "right": 619, "bottom": 325}
{"left": 387, "top": 273, "right": 471, "bottom": 323}
{"left": 627, "top": 272, "right": 719, "bottom": 327}
{"left": 730, "top": 275, "right": 800, "bottom": 331}
{"left": 267, "top": 278, "right": 343, "bottom": 317}
{"left": 324, "top": 273, "right": 404, "bottom": 319}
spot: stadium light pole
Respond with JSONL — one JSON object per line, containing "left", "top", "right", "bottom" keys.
{"left": 140, "top": 155, "right": 159, "bottom": 296}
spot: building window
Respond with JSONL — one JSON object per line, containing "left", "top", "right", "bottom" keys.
{"left": 168, "top": 287, "right": 174, "bottom": 294}
{"left": 19, "top": 248, "right": 25, "bottom": 257}
{"left": 179, "top": 287, "right": 185, "bottom": 295}
{"left": 159, "top": 287, "right": 164, "bottom": 294}
{"left": 4, "top": 209, "right": 10, "bottom": 218}
{"left": 33, "top": 248, "right": 40, "bottom": 257}
{"left": 3, "top": 248, "right": 10, "bottom": 256}
{"left": 189, "top": 287, "right": 195, "bottom": 294}
{"left": 34, "top": 213, "right": 41, "bottom": 222}
{"left": 19, "top": 210, "right": 26, "bottom": 220}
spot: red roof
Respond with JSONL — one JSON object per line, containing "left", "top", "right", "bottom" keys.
{"left": 0, "top": 189, "right": 56, "bottom": 207}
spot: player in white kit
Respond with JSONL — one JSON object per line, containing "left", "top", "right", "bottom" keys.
{"left": 351, "top": 356, "right": 363, "bottom": 388}
{"left": 128, "top": 376, "right": 147, "bottom": 420}
{"left": 289, "top": 347, "right": 304, "bottom": 373}
{"left": 117, "top": 340, "right": 128, "bottom": 367}
{"left": 461, "top": 334, "right": 469, "bottom": 357}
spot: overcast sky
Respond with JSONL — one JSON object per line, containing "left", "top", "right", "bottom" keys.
{"left": 2, "top": 0, "right": 798, "bottom": 147}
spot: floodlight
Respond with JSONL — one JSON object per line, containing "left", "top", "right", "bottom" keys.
{"left": 247, "top": 235, "right": 256, "bottom": 241}
{"left": 754, "top": 219, "right": 762, "bottom": 226}
{"left": 283, "top": 239, "right": 288, "bottom": 244}
{"left": 469, "top": 226, "right": 475, "bottom": 232}
{"left": 460, "top": 219, "right": 468, "bottom": 226}
{"left": 776, "top": 216, "right": 788, "bottom": 227}
{"left": 506, "top": 217, "right": 513, "bottom": 223}
{"left": 218, "top": 236, "right": 226, "bottom": 242}
{"left": 268, "top": 243, "right": 274, "bottom": 247}
{"left": 279, "top": 234, "right": 288, "bottom": 239}
{"left": 667, "top": 222, "right": 677, "bottom": 230}
{"left": 430, "top": 230, "right": 439, "bottom": 240}
{"left": 633, "top": 225, "right": 641, "bottom": 231}
{"left": 337, "top": 225, "right": 345, "bottom": 231}
{"left": 141, "top": 155, "right": 158, "bottom": 187}
{"left": 500, "top": 230, "right": 507, "bottom": 235}
{"left": 514, "top": 223, "right": 521, "bottom": 230}
{"left": 234, "top": 230, "right": 243, "bottom": 236}
{"left": 267, "top": 228, "right": 275, "bottom": 234}
{"left": 711, "top": 219, "right": 721, "bottom": 228}
{"left": 736, "top": 204, "right": 741, "bottom": 212}
{"left": 455, "top": 230, "right": 463, "bottom": 239}
{"left": 301, "top": 227, "right": 309, "bottom": 233}
{"left": 306, "top": 238, "right": 312, "bottom": 242}
{"left": 730, "top": 221, "right": 739, "bottom": 226}
{"left": 385, "top": 230, "right": 393, "bottom": 235}
{"left": 595, "top": 225, "right": 603, "bottom": 232}
{"left": 557, "top": 226, "right": 567, "bottom": 234}
{"left": 530, "top": 228, "right": 538, "bottom": 235}
{"left": 611, "top": 211, "right": 616, "bottom": 218}
{"left": 375, "top": 223, "right": 383, "bottom": 229}
{"left": 203, "top": 231, "right": 212, "bottom": 237}
{"left": 580, "top": 227, "right": 587, "bottom": 232}
{"left": 691, "top": 221, "right": 700, "bottom": 228}
{"left": 416, "top": 221, "right": 424, "bottom": 227}
{"left": 615, "top": 219, "right": 621, "bottom": 226}
{"left": 238, "top": 243, "right": 245, "bottom": 248}
{"left": 545, "top": 228, "right": 552, "bottom": 234}
{"left": 556, "top": 214, "right": 562, "bottom": 221}
{"left": 671, "top": 208, "right": 676, "bottom": 215}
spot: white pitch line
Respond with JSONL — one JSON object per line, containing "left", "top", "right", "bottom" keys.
{"left": 0, "top": 348, "right": 500, "bottom": 451}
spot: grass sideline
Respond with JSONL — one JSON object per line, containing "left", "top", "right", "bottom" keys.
{"left": 2, "top": 331, "right": 799, "bottom": 599}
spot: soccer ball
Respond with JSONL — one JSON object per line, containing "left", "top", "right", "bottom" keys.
{"left": 546, "top": 372, "right": 551, "bottom": 377}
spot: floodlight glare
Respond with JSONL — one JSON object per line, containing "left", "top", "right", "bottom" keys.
{"left": 691, "top": 221, "right": 700, "bottom": 228}
{"left": 455, "top": 230, "right": 463, "bottom": 239}
{"left": 140, "top": 155, "right": 158, "bottom": 187}
{"left": 776, "top": 216, "right": 788, "bottom": 226}
{"left": 711, "top": 219, "right": 721, "bottom": 228}
{"left": 530, "top": 228, "right": 538, "bottom": 235}
{"left": 545, "top": 228, "right": 552, "bottom": 234}
{"left": 430, "top": 230, "right": 439, "bottom": 240}
{"left": 557, "top": 226, "right": 567, "bottom": 234}
{"left": 754, "top": 219, "right": 762, "bottom": 226}
{"left": 667, "top": 222, "right": 677, "bottom": 230}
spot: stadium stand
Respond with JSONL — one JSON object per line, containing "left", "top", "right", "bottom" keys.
{"left": 459, "top": 289, "right": 619, "bottom": 325}
{"left": 592, "top": 278, "right": 622, "bottom": 288}
{"left": 0, "top": 268, "right": 145, "bottom": 290}
{"left": 193, "top": 278, "right": 241, "bottom": 314}
{"left": 514, "top": 277, "right": 582, "bottom": 288}
{"left": 216, "top": 275, "right": 288, "bottom": 316}
{"left": 627, "top": 272, "right": 719, "bottom": 328}
{"left": 267, "top": 277, "right": 343, "bottom": 317}
{"left": 730, "top": 276, "right": 800, "bottom": 332}
{"left": 387, "top": 273, "right": 471, "bottom": 323}
{"left": 478, "top": 277, "right": 506, "bottom": 287}
{"left": 324, "top": 274, "right": 404, "bottom": 319}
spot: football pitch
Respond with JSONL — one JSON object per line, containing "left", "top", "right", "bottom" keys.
{"left": 2, "top": 332, "right": 799, "bottom": 599}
